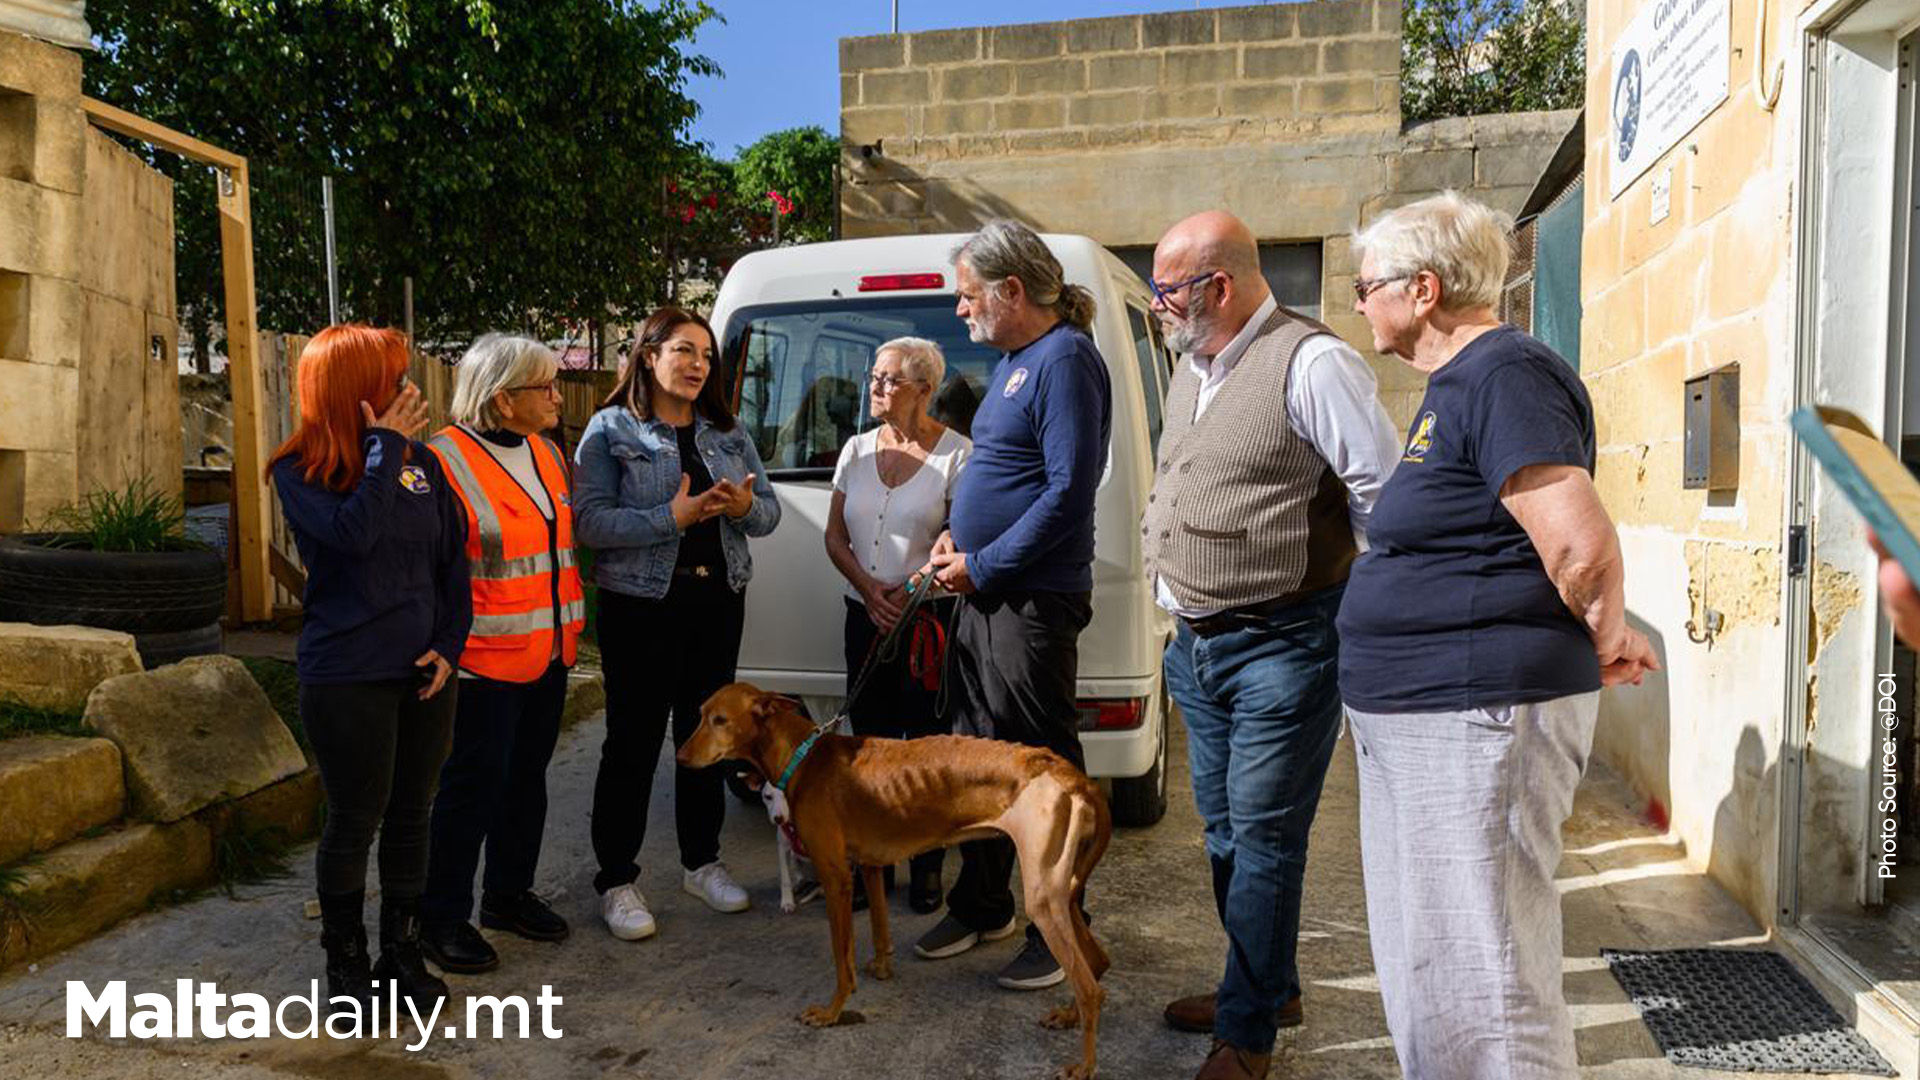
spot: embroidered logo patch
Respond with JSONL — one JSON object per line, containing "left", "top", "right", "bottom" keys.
{"left": 399, "top": 465, "right": 432, "bottom": 494}
{"left": 1403, "top": 412, "right": 1436, "bottom": 464}
{"left": 1003, "top": 367, "right": 1030, "bottom": 398}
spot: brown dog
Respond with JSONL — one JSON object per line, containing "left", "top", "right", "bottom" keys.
{"left": 677, "top": 682, "right": 1114, "bottom": 1079}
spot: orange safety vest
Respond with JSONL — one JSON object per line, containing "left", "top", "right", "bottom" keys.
{"left": 428, "top": 425, "right": 585, "bottom": 683}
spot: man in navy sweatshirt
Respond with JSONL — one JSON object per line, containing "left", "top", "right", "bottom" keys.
{"left": 916, "top": 220, "right": 1112, "bottom": 992}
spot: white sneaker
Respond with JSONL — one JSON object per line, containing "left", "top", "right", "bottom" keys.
{"left": 683, "top": 861, "right": 750, "bottom": 913}
{"left": 600, "top": 883, "right": 656, "bottom": 940}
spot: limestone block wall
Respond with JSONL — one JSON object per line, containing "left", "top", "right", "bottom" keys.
{"left": 0, "top": 28, "right": 178, "bottom": 532}
{"left": 838, "top": 2, "right": 1572, "bottom": 431}
{"left": 0, "top": 29, "right": 86, "bottom": 531}
{"left": 1579, "top": 0, "right": 1809, "bottom": 926}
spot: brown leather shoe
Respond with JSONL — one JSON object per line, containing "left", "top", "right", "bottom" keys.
{"left": 1195, "top": 1038, "right": 1272, "bottom": 1080}
{"left": 1163, "top": 992, "right": 1305, "bottom": 1033}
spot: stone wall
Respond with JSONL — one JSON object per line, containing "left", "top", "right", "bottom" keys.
{"left": 841, "top": 0, "right": 1403, "bottom": 171}
{"left": 1578, "top": 0, "right": 1812, "bottom": 927}
{"left": 838, "top": 2, "right": 1572, "bottom": 429}
{"left": 0, "top": 30, "right": 87, "bottom": 531}
{"left": 0, "top": 28, "right": 178, "bottom": 531}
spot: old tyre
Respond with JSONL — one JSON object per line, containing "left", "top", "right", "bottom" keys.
{"left": 0, "top": 534, "right": 228, "bottom": 635}
{"left": 131, "top": 623, "right": 225, "bottom": 669}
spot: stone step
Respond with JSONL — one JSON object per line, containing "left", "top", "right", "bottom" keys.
{"left": 1, "top": 818, "right": 212, "bottom": 967}
{"left": 0, "top": 735, "right": 124, "bottom": 865}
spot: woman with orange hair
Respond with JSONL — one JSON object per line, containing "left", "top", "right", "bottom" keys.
{"left": 269, "top": 324, "right": 472, "bottom": 1014}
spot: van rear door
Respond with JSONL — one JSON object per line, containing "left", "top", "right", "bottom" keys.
{"left": 719, "top": 295, "right": 1005, "bottom": 699}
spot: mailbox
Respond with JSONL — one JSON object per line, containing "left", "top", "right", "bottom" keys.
{"left": 1683, "top": 363, "right": 1739, "bottom": 490}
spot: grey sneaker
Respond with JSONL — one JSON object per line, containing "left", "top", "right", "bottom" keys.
{"left": 913, "top": 912, "right": 1018, "bottom": 960}
{"left": 995, "top": 935, "right": 1065, "bottom": 990}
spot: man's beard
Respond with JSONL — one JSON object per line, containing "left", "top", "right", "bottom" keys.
{"left": 1164, "top": 306, "right": 1218, "bottom": 356}
{"left": 966, "top": 303, "right": 1003, "bottom": 345}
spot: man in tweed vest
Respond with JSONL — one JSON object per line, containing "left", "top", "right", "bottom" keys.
{"left": 1144, "top": 211, "right": 1399, "bottom": 1080}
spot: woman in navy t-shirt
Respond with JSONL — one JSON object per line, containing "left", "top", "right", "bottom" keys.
{"left": 269, "top": 325, "right": 471, "bottom": 1015}
{"left": 1336, "top": 193, "right": 1658, "bottom": 1080}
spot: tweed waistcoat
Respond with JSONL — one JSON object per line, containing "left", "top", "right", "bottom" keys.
{"left": 1142, "top": 304, "right": 1358, "bottom": 611}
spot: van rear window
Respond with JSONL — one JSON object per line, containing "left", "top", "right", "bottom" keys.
{"left": 721, "top": 298, "right": 1004, "bottom": 477}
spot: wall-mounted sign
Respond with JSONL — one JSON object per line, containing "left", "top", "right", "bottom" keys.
{"left": 1609, "top": 0, "right": 1729, "bottom": 199}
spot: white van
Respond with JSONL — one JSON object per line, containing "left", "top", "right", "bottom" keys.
{"left": 709, "top": 233, "right": 1176, "bottom": 826}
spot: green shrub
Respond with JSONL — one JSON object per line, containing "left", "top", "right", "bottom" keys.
{"left": 33, "top": 477, "right": 202, "bottom": 553}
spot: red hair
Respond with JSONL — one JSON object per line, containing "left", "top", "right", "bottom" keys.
{"left": 267, "top": 324, "right": 412, "bottom": 492}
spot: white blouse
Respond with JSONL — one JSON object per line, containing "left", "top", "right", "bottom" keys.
{"left": 832, "top": 426, "right": 971, "bottom": 602}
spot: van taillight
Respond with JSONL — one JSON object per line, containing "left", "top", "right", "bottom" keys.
{"left": 1076, "top": 698, "right": 1144, "bottom": 731}
{"left": 858, "top": 273, "right": 945, "bottom": 292}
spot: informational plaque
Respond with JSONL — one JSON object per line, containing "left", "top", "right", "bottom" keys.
{"left": 1608, "top": 0, "right": 1730, "bottom": 198}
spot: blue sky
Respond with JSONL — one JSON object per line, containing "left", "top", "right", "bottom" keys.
{"left": 687, "top": 0, "right": 1237, "bottom": 157}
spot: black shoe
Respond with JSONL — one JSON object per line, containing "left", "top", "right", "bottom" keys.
{"left": 374, "top": 898, "right": 448, "bottom": 1006}
{"left": 909, "top": 867, "right": 943, "bottom": 914}
{"left": 480, "top": 891, "right": 570, "bottom": 942}
{"left": 421, "top": 919, "right": 499, "bottom": 974}
{"left": 913, "top": 912, "right": 1017, "bottom": 960}
{"left": 317, "top": 890, "right": 375, "bottom": 1016}
{"left": 995, "top": 935, "right": 1065, "bottom": 990}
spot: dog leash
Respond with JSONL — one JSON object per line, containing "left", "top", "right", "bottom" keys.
{"left": 776, "top": 576, "right": 949, "bottom": 793}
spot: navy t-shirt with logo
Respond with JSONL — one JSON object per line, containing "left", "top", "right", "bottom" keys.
{"left": 1336, "top": 325, "right": 1600, "bottom": 712}
{"left": 948, "top": 320, "right": 1111, "bottom": 595}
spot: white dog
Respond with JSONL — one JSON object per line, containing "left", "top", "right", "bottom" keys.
{"left": 756, "top": 778, "right": 822, "bottom": 913}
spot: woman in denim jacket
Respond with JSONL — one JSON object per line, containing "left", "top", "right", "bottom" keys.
{"left": 573, "top": 306, "right": 780, "bottom": 941}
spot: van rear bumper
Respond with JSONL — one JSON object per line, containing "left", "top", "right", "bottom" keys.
{"left": 736, "top": 669, "right": 1164, "bottom": 781}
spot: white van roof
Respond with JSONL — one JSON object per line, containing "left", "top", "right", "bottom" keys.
{"left": 714, "top": 233, "right": 1132, "bottom": 309}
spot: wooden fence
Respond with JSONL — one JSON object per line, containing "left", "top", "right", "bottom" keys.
{"left": 249, "top": 339, "right": 614, "bottom": 615}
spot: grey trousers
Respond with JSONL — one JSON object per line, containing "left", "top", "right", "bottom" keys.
{"left": 1346, "top": 692, "right": 1600, "bottom": 1080}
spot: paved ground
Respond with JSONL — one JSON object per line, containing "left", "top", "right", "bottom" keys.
{"left": 0, "top": 709, "right": 1874, "bottom": 1079}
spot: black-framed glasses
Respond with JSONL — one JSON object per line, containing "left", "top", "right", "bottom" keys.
{"left": 1353, "top": 274, "right": 1410, "bottom": 302}
{"left": 1148, "top": 269, "right": 1223, "bottom": 306}
{"left": 868, "top": 373, "right": 925, "bottom": 393}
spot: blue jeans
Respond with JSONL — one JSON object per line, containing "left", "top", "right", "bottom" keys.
{"left": 1163, "top": 583, "right": 1344, "bottom": 1053}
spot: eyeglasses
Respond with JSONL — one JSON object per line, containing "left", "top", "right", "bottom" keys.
{"left": 868, "top": 373, "right": 925, "bottom": 393}
{"left": 505, "top": 380, "right": 560, "bottom": 396}
{"left": 1147, "top": 269, "right": 1223, "bottom": 307}
{"left": 1353, "top": 274, "right": 1410, "bottom": 302}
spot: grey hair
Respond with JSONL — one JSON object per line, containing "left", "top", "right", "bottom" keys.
{"left": 875, "top": 336, "right": 945, "bottom": 390}
{"left": 1351, "top": 191, "right": 1514, "bottom": 311}
{"left": 451, "top": 333, "right": 559, "bottom": 431}
{"left": 952, "top": 219, "right": 1097, "bottom": 332}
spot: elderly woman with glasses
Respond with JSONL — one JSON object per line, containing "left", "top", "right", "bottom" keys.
{"left": 824, "top": 336, "right": 971, "bottom": 913}
{"left": 417, "top": 335, "right": 585, "bottom": 976}
{"left": 1336, "top": 191, "right": 1659, "bottom": 1079}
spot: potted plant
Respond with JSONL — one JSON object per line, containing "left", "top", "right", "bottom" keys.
{"left": 0, "top": 478, "right": 227, "bottom": 668}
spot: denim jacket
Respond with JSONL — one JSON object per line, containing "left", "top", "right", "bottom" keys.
{"left": 572, "top": 405, "right": 781, "bottom": 598}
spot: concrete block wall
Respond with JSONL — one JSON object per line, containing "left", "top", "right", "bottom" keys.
{"left": 841, "top": 0, "right": 1404, "bottom": 165}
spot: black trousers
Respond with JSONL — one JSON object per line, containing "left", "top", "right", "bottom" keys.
{"left": 591, "top": 578, "right": 744, "bottom": 894}
{"left": 944, "top": 588, "right": 1092, "bottom": 939}
{"left": 302, "top": 677, "right": 458, "bottom": 900}
{"left": 420, "top": 661, "right": 569, "bottom": 923}
{"left": 844, "top": 596, "right": 952, "bottom": 879}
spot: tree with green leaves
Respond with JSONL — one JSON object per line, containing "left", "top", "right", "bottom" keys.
{"left": 1401, "top": 0, "right": 1585, "bottom": 122}
{"left": 86, "top": 0, "right": 716, "bottom": 357}
{"left": 732, "top": 126, "right": 837, "bottom": 245}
